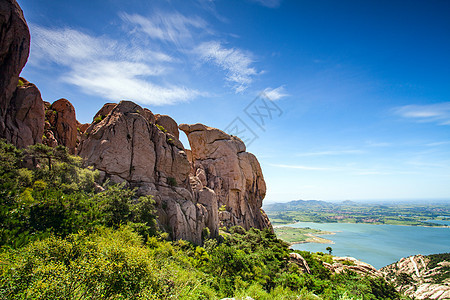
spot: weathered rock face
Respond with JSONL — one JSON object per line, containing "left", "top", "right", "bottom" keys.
{"left": 179, "top": 123, "right": 272, "bottom": 231}
{"left": 381, "top": 254, "right": 450, "bottom": 300}
{"left": 3, "top": 78, "right": 44, "bottom": 148}
{"left": 155, "top": 114, "right": 179, "bottom": 139}
{"left": 323, "top": 256, "right": 380, "bottom": 277}
{"left": 78, "top": 101, "right": 219, "bottom": 244}
{"left": 93, "top": 103, "right": 117, "bottom": 122}
{"left": 44, "top": 98, "right": 78, "bottom": 153}
{"left": 289, "top": 253, "right": 312, "bottom": 274}
{"left": 0, "top": 0, "right": 33, "bottom": 145}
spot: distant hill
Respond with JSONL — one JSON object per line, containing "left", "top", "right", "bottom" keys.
{"left": 264, "top": 199, "right": 335, "bottom": 211}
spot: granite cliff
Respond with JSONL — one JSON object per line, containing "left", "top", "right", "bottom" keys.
{"left": 0, "top": 0, "right": 272, "bottom": 243}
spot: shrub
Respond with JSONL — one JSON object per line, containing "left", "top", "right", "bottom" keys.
{"left": 93, "top": 114, "right": 105, "bottom": 123}
{"left": 156, "top": 124, "right": 167, "bottom": 133}
{"left": 17, "top": 78, "right": 24, "bottom": 87}
{"left": 167, "top": 177, "right": 177, "bottom": 187}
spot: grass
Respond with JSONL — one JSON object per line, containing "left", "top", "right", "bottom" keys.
{"left": 274, "top": 226, "right": 334, "bottom": 244}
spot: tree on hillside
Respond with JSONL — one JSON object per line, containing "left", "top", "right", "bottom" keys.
{"left": 326, "top": 246, "right": 333, "bottom": 255}
{"left": 396, "top": 272, "right": 414, "bottom": 292}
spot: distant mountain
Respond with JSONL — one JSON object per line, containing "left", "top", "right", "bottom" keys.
{"left": 264, "top": 199, "right": 335, "bottom": 211}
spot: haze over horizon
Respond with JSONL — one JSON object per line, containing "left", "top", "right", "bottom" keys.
{"left": 18, "top": 0, "right": 450, "bottom": 203}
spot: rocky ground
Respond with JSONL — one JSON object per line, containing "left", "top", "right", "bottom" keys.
{"left": 381, "top": 254, "right": 450, "bottom": 300}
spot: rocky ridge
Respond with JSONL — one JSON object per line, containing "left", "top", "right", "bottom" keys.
{"left": 322, "top": 256, "right": 381, "bottom": 277}
{"left": 381, "top": 254, "right": 450, "bottom": 300}
{"left": 0, "top": 0, "right": 272, "bottom": 244}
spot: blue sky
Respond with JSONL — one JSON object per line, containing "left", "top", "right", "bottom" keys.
{"left": 18, "top": 0, "right": 450, "bottom": 203}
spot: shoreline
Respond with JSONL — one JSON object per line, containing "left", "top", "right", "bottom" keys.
{"left": 273, "top": 222, "right": 449, "bottom": 229}
{"left": 289, "top": 233, "right": 335, "bottom": 245}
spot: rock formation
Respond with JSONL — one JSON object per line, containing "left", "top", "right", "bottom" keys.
{"left": 0, "top": 0, "right": 43, "bottom": 148}
{"left": 322, "top": 256, "right": 380, "bottom": 277}
{"left": 381, "top": 254, "right": 450, "bottom": 300}
{"left": 3, "top": 78, "right": 44, "bottom": 148}
{"left": 43, "top": 99, "right": 78, "bottom": 153}
{"left": 78, "top": 101, "right": 221, "bottom": 244}
{"left": 0, "top": 0, "right": 273, "bottom": 244}
{"left": 0, "top": 0, "right": 30, "bottom": 129}
{"left": 289, "top": 253, "right": 312, "bottom": 274}
{"left": 155, "top": 114, "right": 179, "bottom": 139}
{"left": 179, "top": 123, "right": 272, "bottom": 231}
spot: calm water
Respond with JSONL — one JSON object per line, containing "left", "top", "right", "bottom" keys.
{"left": 289, "top": 222, "right": 450, "bottom": 269}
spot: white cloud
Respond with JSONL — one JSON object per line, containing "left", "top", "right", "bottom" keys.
{"left": 263, "top": 86, "right": 288, "bottom": 100}
{"left": 29, "top": 25, "right": 200, "bottom": 105}
{"left": 296, "top": 149, "right": 364, "bottom": 157}
{"left": 426, "top": 141, "right": 450, "bottom": 147}
{"left": 196, "top": 41, "right": 259, "bottom": 92}
{"left": 269, "top": 163, "right": 332, "bottom": 171}
{"left": 249, "top": 0, "right": 282, "bottom": 8}
{"left": 120, "top": 12, "right": 208, "bottom": 47}
{"left": 393, "top": 102, "right": 450, "bottom": 125}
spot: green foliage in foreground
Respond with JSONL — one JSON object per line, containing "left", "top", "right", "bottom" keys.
{"left": 0, "top": 140, "right": 157, "bottom": 248}
{"left": 0, "top": 226, "right": 402, "bottom": 300}
{"left": 0, "top": 141, "right": 403, "bottom": 299}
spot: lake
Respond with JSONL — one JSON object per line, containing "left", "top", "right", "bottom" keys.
{"left": 289, "top": 222, "right": 450, "bottom": 269}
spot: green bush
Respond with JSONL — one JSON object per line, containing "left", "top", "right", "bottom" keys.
{"left": 93, "top": 114, "right": 105, "bottom": 123}
{"left": 167, "top": 177, "right": 177, "bottom": 187}
{"left": 156, "top": 124, "right": 167, "bottom": 133}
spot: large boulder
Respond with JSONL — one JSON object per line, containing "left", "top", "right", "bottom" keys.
{"left": 44, "top": 98, "right": 78, "bottom": 153}
{"left": 155, "top": 114, "right": 179, "bottom": 139}
{"left": 0, "top": 0, "right": 32, "bottom": 144}
{"left": 3, "top": 78, "right": 44, "bottom": 148}
{"left": 78, "top": 101, "right": 218, "bottom": 244}
{"left": 179, "top": 123, "right": 272, "bottom": 231}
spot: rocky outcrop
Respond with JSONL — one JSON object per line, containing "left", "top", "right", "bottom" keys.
{"left": 0, "top": 0, "right": 37, "bottom": 146}
{"left": 155, "top": 114, "right": 179, "bottom": 139}
{"left": 3, "top": 78, "right": 44, "bottom": 148}
{"left": 322, "top": 256, "right": 380, "bottom": 277}
{"left": 0, "top": 0, "right": 272, "bottom": 244}
{"left": 179, "top": 123, "right": 272, "bottom": 232}
{"left": 381, "top": 254, "right": 450, "bottom": 300}
{"left": 78, "top": 101, "right": 219, "bottom": 244}
{"left": 289, "top": 253, "right": 312, "bottom": 274}
{"left": 46, "top": 99, "right": 78, "bottom": 153}
{"left": 93, "top": 103, "right": 117, "bottom": 122}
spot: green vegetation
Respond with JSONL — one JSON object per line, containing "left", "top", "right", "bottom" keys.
{"left": 17, "top": 78, "right": 24, "bottom": 87}
{"left": 274, "top": 226, "right": 334, "bottom": 244}
{"left": 93, "top": 114, "right": 105, "bottom": 123}
{"left": 167, "top": 176, "right": 177, "bottom": 187}
{"left": 265, "top": 200, "right": 450, "bottom": 227}
{"left": 427, "top": 253, "right": 450, "bottom": 284}
{"left": 0, "top": 141, "right": 405, "bottom": 299}
{"left": 156, "top": 124, "right": 167, "bottom": 133}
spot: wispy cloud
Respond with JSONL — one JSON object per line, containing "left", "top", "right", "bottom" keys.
{"left": 269, "top": 163, "right": 333, "bottom": 171}
{"left": 263, "top": 86, "right": 288, "bottom": 100}
{"left": 296, "top": 149, "right": 364, "bottom": 157}
{"left": 29, "top": 25, "right": 200, "bottom": 105}
{"left": 120, "top": 12, "right": 208, "bottom": 47}
{"left": 196, "top": 41, "right": 259, "bottom": 92}
{"left": 393, "top": 102, "right": 450, "bottom": 125}
{"left": 426, "top": 141, "right": 450, "bottom": 147}
{"left": 365, "top": 141, "right": 391, "bottom": 148}
{"left": 249, "top": 0, "right": 282, "bottom": 8}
